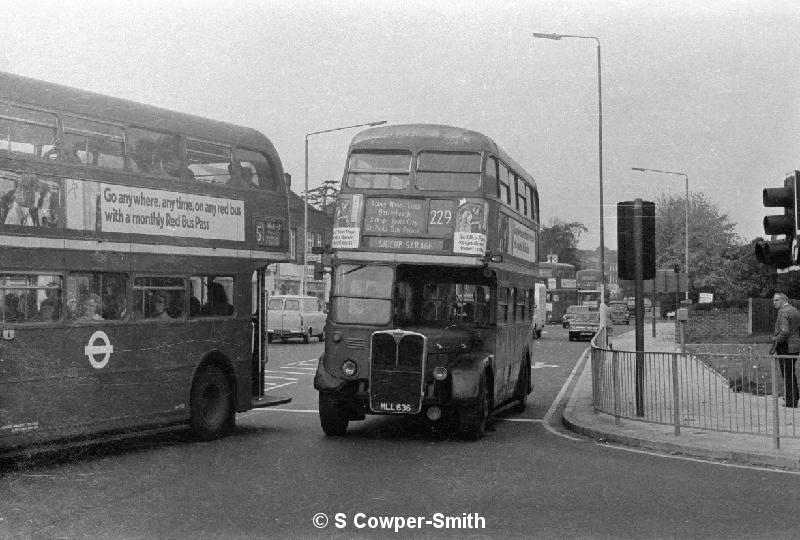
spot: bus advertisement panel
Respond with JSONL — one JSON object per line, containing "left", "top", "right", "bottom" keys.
{"left": 0, "top": 72, "right": 291, "bottom": 453}
{"left": 316, "top": 124, "right": 540, "bottom": 440}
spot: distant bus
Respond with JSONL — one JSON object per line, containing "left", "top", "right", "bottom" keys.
{"left": 537, "top": 261, "right": 577, "bottom": 323}
{"left": 0, "top": 72, "right": 291, "bottom": 452}
{"left": 315, "top": 124, "right": 539, "bottom": 439}
{"left": 575, "top": 268, "right": 602, "bottom": 308}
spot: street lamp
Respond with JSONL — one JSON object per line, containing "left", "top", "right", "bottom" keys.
{"left": 532, "top": 32, "right": 605, "bottom": 299}
{"left": 631, "top": 167, "right": 690, "bottom": 301}
{"left": 302, "top": 120, "right": 387, "bottom": 295}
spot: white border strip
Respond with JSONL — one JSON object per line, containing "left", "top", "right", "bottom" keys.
{"left": 0, "top": 234, "right": 279, "bottom": 259}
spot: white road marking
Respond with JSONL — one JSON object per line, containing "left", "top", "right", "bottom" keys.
{"left": 264, "top": 375, "right": 299, "bottom": 381}
{"left": 265, "top": 370, "right": 307, "bottom": 376}
{"left": 542, "top": 348, "right": 590, "bottom": 442}
{"left": 532, "top": 361, "right": 559, "bottom": 369}
{"left": 263, "top": 382, "right": 297, "bottom": 391}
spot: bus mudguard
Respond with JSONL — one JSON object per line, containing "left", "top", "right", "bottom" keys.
{"left": 313, "top": 354, "right": 347, "bottom": 392}
{"left": 449, "top": 354, "right": 493, "bottom": 403}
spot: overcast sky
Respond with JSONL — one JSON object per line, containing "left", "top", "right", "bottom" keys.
{"left": 2, "top": 0, "right": 798, "bottom": 249}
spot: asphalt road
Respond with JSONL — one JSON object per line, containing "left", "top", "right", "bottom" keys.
{"left": 2, "top": 326, "right": 799, "bottom": 539}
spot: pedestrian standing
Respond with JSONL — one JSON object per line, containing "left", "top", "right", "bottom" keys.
{"left": 770, "top": 292, "right": 800, "bottom": 407}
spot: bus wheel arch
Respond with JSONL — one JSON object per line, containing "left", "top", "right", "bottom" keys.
{"left": 189, "top": 352, "right": 236, "bottom": 441}
{"left": 458, "top": 367, "right": 493, "bottom": 440}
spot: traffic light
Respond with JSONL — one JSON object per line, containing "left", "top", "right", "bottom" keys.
{"left": 755, "top": 171, "right": 800, "bottom": 269}
{"left": 617, "top": 200, "right": 656, "bottom": 280}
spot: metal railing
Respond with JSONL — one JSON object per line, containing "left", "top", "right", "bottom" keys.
{"left": 590, "top": 326, "right": 798, "bottom": 449}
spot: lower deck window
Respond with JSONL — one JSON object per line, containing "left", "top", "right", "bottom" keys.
{"left": 189, "top": 276, "right": 234, "bottom": 317}
{"left": 0, "top": 274, "right": 62, "bottom": 323}
{"left": 134, "top": 277, "right": 186, "bottom": 320}
{"left": 67, "top": 272, "right": 128, "bottom": 322}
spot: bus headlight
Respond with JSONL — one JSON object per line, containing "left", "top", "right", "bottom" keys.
{"left": 433, "top": 366, "right": 448, "bottom": 381}
{"left": 342, "top": 360, "right": 358, "bottom": 377}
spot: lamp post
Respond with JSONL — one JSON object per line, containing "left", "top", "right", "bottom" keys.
{"left": 302, "top": 120, "right": 387, "bottom": 295}
{"left": 631, "top": 167, "right": 690, "bottom": 301}
{"left": 532, "top": 32, "right": 604, "bottom": 299}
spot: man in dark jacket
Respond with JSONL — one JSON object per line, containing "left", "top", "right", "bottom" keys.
{"left": 771, "top": 293, "right": 800, "bottom": 407}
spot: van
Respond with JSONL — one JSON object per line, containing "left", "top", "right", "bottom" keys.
{"left": 533, "top": 283, "right": 547, "bottom": 339}
{"left": 267, "top": 295, "right": 326, "bottom": 343}
{"left": 609, "top": 301, "right": 630, "bottom": 325}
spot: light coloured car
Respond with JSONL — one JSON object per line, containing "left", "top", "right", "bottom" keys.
{"left": 267, "top": 295, "right": 326, "bottom": 343}
{"left": 568, "top": 312, "right": 601, "bottom": 341}
{"left": 562, "top": 305, "right": 590, "bottom": 328}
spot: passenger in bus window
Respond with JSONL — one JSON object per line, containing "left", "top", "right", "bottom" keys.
{"left": 474, "top": 286, "right": 490, "bottom": 324}
{"left": 77, "top": 294, "right": 103, "bottom": 322}
{"left": 38, "top": 283, "right": 61, "bottom": 321}
{"left": 3, "top": 293, "right": 23, "bottom": 322}
{"left": 3, "top": 189, "right": 33, "bottom": 226}
{"left": 201, "top": 282, "right": 233, "bottom": 316}
{"left": 150, "top": 292, "right": 171, "bottom": 319}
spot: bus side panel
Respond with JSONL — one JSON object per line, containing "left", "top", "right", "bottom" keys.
{"left": 0, "top": 319, "right": 250, "bottom": 449}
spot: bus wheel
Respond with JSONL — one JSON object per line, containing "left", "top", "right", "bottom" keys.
{"left": 319, "top": 393, "right": 348, "bottom": 436}
{"left": 190, "top": 365, "right": 234, "bottom": 441}
{"left": 458, "top": 373, "right": 490, "bottom": 440}
{"left": 512, "top": 359, "right": 530, "bottom": 413}
{"left": 303, "top": 329, "right": 311, "bottom": 344}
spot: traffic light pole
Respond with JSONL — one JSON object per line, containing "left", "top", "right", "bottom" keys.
{"left": 633, "top": 199, "right": 645, "bottom": 417}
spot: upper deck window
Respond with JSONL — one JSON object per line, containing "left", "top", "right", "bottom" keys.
{"left": 346, "top": 151, "right": 410, "bottom": 190}
{"left": 62, "top": 116, "right": 124, "bottom": 169}
{"left": 484, "top": 156, "right": 499, "bottom": 196}
{"left": 0, "top": 103, "right": 57, "bottom": 158}
{"left": 187, "top": 139, "right": 233, "bottom": 185}
{"left": 515, "top": 175, "right": 528, "bottom": 216}
{"left": 234, "top": 149, "right": 276, "bottom": 190}
{"left": 498, "top": 164, "right": 511, "bottom": 205}
{"left": 415, "top": 152, "right": 481, "bottom": 192}
{"left": 127, "top": 128, "right": 184, "bottom": 178}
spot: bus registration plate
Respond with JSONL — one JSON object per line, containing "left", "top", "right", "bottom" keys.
{"left": 377, "top": 402, "right": 413, "bottom": 413}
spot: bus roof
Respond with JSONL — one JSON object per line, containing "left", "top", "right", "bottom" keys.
{"left": 0, "top": 71, "right": 281, "bottom": 162}
{"left": 350, "top": 123, "right": 536, "bottom": 185}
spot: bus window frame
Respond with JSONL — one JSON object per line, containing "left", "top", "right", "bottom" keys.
{"left": 414, "top": 150, "right": 482, "bottom": 192}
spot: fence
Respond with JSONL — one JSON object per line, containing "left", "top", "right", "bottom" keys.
{"left": 591, "top": 327, "right": 799, "bottom": 448}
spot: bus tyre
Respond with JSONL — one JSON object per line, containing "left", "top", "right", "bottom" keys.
{"left": 190, "top": 365, "right": 234, "bottom": 441}
{"left": 459, "top": 373, "right": 490, "bottom": 440}
{"left": 319, "top": 393, "right": 349, "bottom": 436}
{"left": 512, "top": 360, "right": 530, "bottom": 413}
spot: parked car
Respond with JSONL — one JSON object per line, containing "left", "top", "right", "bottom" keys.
{"left": 568, "top": 312, "right": 601, "bottom": 341}
{"left": 267, "top": 295, "right": 326, "bottom": 343}
{"left": 562, "top": 305, "right": 591, "bottom": 328}
{"left": 609, "top": 301, "right": 630, "bottom": 325}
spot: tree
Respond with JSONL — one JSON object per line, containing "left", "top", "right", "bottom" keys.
{"left": 306, "top": 180, "right": 339, "bottom": 213}
{"left": 539, "top": 218, "right": 588, "bottom": 267}
{"left": 655, "top": 192, "right": 740, "bottom": 295}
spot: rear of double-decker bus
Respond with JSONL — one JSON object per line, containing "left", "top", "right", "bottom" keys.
{"left": 0, "top": 72, "right": 291, "bottom": 452}
{"left": 314, "top": 124, "right": 535, "bottom": 439}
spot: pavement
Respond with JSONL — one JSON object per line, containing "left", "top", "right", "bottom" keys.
{"left": 562, "top": 322, "right": 800, "bottom": 470}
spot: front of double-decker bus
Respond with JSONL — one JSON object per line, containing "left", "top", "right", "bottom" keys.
{"left": 314, "top": 124, "right": 508, "bottom": 438}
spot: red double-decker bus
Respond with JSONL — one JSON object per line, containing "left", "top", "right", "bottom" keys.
{"left": 314, "top": 124, "right": 540, "bottom": 439}
{"left": 0, "top": 72, "right": 291, "bottom": 452}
